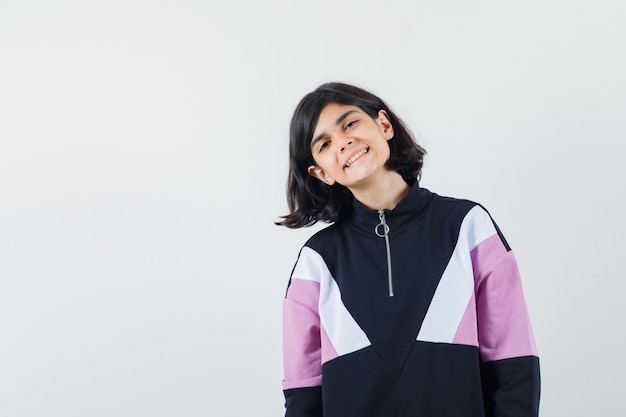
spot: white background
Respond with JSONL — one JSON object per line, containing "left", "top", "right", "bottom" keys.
{"left": 1, "top": 1, "right": 624, "bottom": 416}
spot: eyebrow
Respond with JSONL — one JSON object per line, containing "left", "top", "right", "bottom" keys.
{"left": 311, "top": 110, "right": 359, "bottom": 148}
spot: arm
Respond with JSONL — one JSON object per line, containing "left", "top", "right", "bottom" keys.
{"left": 282, "top": 251, "right": 324, "bottom": 417}
{"left": 473, "top": 231, "right": 541, "bottom": 417}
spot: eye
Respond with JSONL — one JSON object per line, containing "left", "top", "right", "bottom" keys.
{"left": 344, "top": 119, "right": 358, "bottom": 130}
{"left": 319, "top": 140, "right": 330, "bottom": 152}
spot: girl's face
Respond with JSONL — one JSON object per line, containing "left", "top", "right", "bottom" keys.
{"left": 307, "top": 103, "right": 394, "bottom": 192}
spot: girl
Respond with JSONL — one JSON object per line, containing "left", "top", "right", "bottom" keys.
{"left": 277, "top": 82, "right": 540, "bottom": 417}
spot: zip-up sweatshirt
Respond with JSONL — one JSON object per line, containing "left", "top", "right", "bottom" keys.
{"left": 282, "top": 183, "right": 540, "bottom": 417}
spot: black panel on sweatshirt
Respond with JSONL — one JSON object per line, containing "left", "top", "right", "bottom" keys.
{"left": 321, "top": 342, "right": 486, "bottom": 417}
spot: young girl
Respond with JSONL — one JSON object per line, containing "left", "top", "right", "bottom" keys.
{"left": 277, "top": 82, "right": 540, "bottom": 417}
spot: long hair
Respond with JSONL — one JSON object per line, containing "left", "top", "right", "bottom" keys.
{"left": 276, "top": 82, "right": 426, "bottom": 228}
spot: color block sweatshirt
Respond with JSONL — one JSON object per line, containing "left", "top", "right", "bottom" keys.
{"left": 282, "top": 183, "right": 540, "bottom": 417}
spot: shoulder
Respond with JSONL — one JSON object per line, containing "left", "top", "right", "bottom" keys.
{"left": 302, "top": 221, "right": 343, "bottom": 250}
{"left": 430, "top": 191, "right": 479, "bottom": 212}
{"left": 428, "top": 190, "right": 496, "bottom": 222}
{"left": 286, "top": 224, "right": 340, "bottom": 276}
{"left": 426, "top": 190, "right": 509, "bottom": 248}
{"left": 420, "top": 189, "right": 481, "bottom": 227}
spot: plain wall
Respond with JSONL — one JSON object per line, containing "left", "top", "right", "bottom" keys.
{"left": 1, "top": 1, "right": 624, "bottom": 415}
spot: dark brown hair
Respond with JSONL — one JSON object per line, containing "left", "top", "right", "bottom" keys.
{"left": 276, "top": 82, "right": 426, "bottom": 228}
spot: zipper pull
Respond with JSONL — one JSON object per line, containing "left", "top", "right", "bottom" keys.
{"left": 375, "top": 210, "right": 394, "bottom": 297}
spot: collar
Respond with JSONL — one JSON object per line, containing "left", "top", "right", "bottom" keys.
{"left": 345, "top": 180, "right": 433, "bottom": 239}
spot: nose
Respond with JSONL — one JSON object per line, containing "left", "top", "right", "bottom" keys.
{"left": 339, "top": 139, "right": 353, "bottom": 153}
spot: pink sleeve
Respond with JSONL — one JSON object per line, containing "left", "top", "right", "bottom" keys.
{"left": 282, "top": 278, "right": 323, "bottom": 390}
{"left": 472, "top": 234, "right": 537, "bottom": 362}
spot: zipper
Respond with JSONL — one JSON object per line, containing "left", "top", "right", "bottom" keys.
{"left": 375, "top": 210, "right": 394, "bottom": 297}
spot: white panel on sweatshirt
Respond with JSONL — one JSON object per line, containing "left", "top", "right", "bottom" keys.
{"left": 417, "top": 206, "right": 497, "bottom": 343}
{"left": 292, "top": 247, "right": 324, "bottom": 283}
{"left": 298, "top": 247, "right": 371, "bottom": 355}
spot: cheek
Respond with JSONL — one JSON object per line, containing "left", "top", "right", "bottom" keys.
{"left": 315, "top": 154, "right": 335, "bottom": 169}
{"left": 382, "top": 142, "right": 392, "bottom": 159}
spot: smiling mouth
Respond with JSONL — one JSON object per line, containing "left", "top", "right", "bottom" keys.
{"left": 345, "top": 148, "right": 369, "bottom": 168}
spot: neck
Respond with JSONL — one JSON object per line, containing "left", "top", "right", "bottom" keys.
{"left": 349, "top": 170, "right": 410, "bottom": 211}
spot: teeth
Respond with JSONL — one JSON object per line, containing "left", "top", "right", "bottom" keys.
{"left": 346, "top": 148, "right": 368, "bottom": 167}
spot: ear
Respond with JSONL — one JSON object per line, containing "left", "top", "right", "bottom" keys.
{"left": 308, "top": 165, "right": 336, "bottom": 186}
{"left": 377, "top": 110, "right": 394, "bottom": 140}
